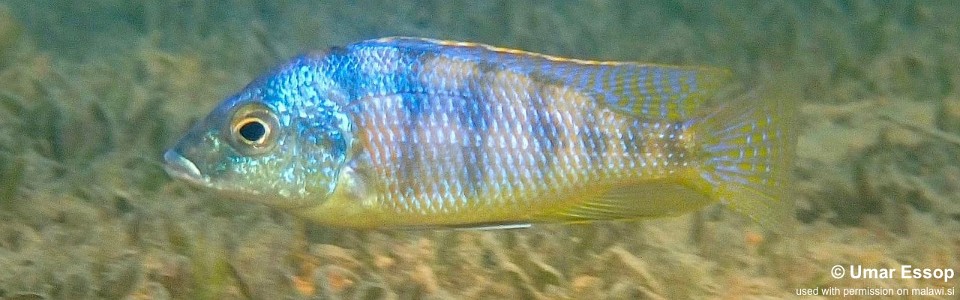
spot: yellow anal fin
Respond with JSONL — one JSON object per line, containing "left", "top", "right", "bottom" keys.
{"left": 534, "top": 179, "right": 714, "bottom": 223}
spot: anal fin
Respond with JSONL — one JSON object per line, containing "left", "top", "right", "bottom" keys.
{"left": 534, "top": 179, "right": 714, "bottom": 223}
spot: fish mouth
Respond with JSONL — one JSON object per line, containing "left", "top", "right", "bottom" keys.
{"left": 163, "top": 149, "right": 206, "bottom": 185}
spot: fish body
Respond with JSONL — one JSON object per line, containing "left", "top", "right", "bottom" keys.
{"left": 164, "top": 37, "right": 794, "bottom": 229}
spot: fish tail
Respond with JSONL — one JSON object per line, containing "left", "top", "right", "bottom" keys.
{"left": 692, "top": 87, "right": 797, "bottom": 228}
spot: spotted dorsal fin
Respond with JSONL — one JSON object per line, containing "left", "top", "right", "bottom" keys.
{"left": 366, "top": 37, "right": 733, "bottom": 120}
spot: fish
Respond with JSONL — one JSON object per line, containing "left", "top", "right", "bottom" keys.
{"left": 163, "top": 37, "right": 795, "bottom": 230}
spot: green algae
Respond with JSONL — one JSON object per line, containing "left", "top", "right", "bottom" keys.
{"left": 0, "top": 0, "right": 959, "bottom": 299}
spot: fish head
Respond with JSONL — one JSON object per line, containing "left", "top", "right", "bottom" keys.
{"left": 164, "top": 59, "right": 352, "bottom": 209}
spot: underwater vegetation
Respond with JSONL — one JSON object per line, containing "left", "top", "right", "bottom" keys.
{"left": 0, "top": 0, "right": 958, "bottom": 299}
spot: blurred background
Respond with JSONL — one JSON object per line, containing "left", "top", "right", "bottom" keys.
{"left": 0, "top": 0, "right": 957, "bottom": 299}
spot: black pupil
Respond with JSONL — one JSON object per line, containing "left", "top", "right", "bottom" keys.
{"left": 238, "top": 120, "right": 266, "bottom": 142}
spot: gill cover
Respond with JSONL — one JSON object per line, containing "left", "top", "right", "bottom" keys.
{"left": 287, "top": 93, "right": 355, "bottom": 208}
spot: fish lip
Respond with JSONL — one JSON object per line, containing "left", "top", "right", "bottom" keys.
{"left": 163, "top": 149, "right": 206, "bottom": 185}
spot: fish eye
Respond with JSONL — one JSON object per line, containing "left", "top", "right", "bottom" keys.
{"left": 228, "top": 103, "right": 279, "bottom": 155}
{"left": 237, "top": 118, "right": 267, "bottom": 143}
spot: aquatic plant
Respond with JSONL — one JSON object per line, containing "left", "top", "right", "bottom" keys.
{"left": 0, "top": 1, "right": 958, "bottom": 299}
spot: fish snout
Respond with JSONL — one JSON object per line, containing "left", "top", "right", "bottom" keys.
{"left": 163, "top": 149, "right": 205, "bottom": 185}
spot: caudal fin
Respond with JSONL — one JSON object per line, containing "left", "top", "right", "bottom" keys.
{"left": 695, "top": 87, "right": 796, "bottom": 228}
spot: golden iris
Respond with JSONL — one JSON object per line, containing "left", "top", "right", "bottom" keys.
{"left": 228, "top": 103, "right": 279, "bottom": 155}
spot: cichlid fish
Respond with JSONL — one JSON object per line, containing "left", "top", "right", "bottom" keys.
{"left": 163, "top": 37, "right": 795, "bottom": 230}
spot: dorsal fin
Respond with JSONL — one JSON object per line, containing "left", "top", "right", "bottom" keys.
{"left": 366, "top": 37, "right": 733, "bottom": 120}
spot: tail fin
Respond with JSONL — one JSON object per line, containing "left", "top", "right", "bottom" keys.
{"left": 694, "top": 86, "right": 797, "bottom": 229}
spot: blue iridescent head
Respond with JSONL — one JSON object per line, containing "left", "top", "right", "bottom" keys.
{"left": 163, "top": 55, "right": 353, "bottom": 208}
